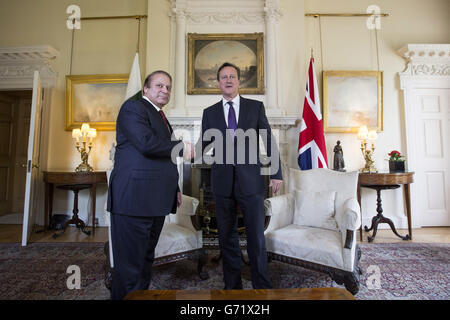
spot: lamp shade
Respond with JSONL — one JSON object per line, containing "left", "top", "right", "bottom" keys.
{"left": 87, "top": 128, "right": 97, "bottom": 138}
{"left": 368, "top": 130, "right": 378, "bottom": 140}
{"left": 357, "top": 125, "right": 368, "bottom": 140}
{"left": 81, "top": 123, "right": 90, "bottom": 134}
{"left": 72, "top": 128, "right": 81, "bottom": 139}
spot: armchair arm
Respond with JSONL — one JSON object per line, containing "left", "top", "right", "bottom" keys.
{"left": 335, "top": 198, "right": 361, "bottom": 249}
{"left": 336, "top": 198, "right": 361, "bottom": 231}
{"left": 170, "top": 195, "right": 200, "bottom": 233}
{"left": 178, "top": 195, "right": 199, "bottom": 216}
{"left": 264, "top": 193, "right": 294, "bottom": 234}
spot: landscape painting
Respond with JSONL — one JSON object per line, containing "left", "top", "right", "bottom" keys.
{"left": 187, "top": 33, "right": 264, "bottom": 95}
{"left": 322, "top": 71, "right": 383, "bottom": 133}
{"left": 65, "top": 74, "right": 128, "bottom": 131}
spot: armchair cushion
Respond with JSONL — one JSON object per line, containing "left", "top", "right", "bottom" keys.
{"left": 293, "top": 189, "right": 338, "bottom": 231}
{"left": 265, "top": 224, "right": 344, "bottom": 270}
{"left": 155, "top": 223, "right": 202, "bottom": 258}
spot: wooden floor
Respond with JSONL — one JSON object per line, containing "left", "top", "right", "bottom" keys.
{"left": 0, "top": 224, "right": 449, "bottom": 244}
{"left": 125, "top": 287, "right": 356, "bottom": 300}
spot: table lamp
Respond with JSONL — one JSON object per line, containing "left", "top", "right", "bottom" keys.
{"left": 358, "top": 125, "right": 378, "bottom": 173}
{"left": 72, "top": 123, "right": 96, "bottom": 172}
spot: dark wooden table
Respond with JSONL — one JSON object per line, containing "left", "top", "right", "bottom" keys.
{"left": 43, "top": 171, "right": 107, "bottom": 234}
{"left": 125, "top": 287, "right": 355, "bottom": 300}
{"left": 357, "top": 172, "right": 414, "bottom": 242}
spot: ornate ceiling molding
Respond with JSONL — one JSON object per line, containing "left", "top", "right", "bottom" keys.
{"left": 0, "top": 45, "right": 59, "bottom": 89}
{"left": 398, "top": 44, "right": 450, "bottom": 77}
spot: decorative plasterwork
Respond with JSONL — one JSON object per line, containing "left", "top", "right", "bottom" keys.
{"left": 167, "top": 0, "right": 284, "bottom": 116}
{"left": 186, "top": 12, "right": 265, "bottom": 24}
{"left": 264, "top": 0, "right": 282, "bottom": 21}
{"left": 0, "top": 45, "right": 59, "bottom": 89}
{"left": 398, "top": 44, "right": 450, "bottom": 77}
{"left": 170, "top": 0, "right": 281, "bottom": 24}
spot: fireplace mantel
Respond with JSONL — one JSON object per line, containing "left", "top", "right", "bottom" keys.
{"left": 171, "top": 114, "right": 297, "bottom": 196}
{"left": 169, "top": 115, "right": 297, "bottom": 130}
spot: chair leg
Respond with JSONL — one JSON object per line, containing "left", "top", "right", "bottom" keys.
{"left": 343, "top": 271, "right": 360, "bottom": 295}
{"left": 104, "top": 241, "right": 113, "bottom": 291}
{"left": 330, "top": 268, "right": 360, "bottom": 295}
{"left": 343, "top": 246, "right": 362, "bottom": 295}
{"left": 197, "top": 249, "right": 209, "bottom": 280}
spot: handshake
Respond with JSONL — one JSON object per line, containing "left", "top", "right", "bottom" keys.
{"left": 183, "top": 141, "right": 196, "bottom": 161}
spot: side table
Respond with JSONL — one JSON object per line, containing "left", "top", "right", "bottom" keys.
{"left": 357, "top": 172, "right": 414, "bottom": 242}
{"left": 43, "top": 171, "right": 107, "bottom": 235}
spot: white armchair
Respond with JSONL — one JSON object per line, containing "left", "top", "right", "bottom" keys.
{"left": 153, "top": 194, "right": 208, "bottom": 276}
{"left": 104, "top": 170, "right": 209, "bottom": 291}
{"left": 264, "top": 168, "right": 362, "bottom": 294}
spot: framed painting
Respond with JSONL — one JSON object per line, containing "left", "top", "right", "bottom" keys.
{"left": 187, "top": 33, "right": 264, "bottom": 95}
{"left": 65, "top": 74, "right": 129, "bottom": 131}
{"left": 323, "top": 70, "right": 383, "bottom": 133}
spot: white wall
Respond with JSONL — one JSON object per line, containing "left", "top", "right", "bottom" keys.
{"left": 0, "top": 0, "right": 449, "bottom": 228}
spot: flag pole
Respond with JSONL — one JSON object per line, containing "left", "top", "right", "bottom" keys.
{"left": 136, "top": 17, "right": 141, "bottom": 53}
{"left": 311, "top": 48, "right": 314, "bottom": 60}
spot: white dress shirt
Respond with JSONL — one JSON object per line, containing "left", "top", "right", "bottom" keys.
{"left": 222, "top": 95, "right": 240, "bottom": 127}
{"left": 143, "top": 95, "right": 161, "bottom": 112}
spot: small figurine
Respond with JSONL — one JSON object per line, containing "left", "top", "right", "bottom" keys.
{"left": 333, "top": 140, "right": 346, "bottom": 172}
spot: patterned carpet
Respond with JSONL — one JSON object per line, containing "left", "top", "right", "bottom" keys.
{"left": 0, "top": 242, "right": 448, "bottom": 300}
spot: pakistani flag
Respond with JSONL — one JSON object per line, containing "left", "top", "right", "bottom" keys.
{"left": 125, "top": 52, "right": 142, "bottom": 101}
{"left": 107, "top": 53, "right": 142, "bottom": 268}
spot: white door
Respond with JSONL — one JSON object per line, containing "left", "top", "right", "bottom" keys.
{"left": 21, "top": 71, "right": 42, "bottom": 246}
{"left": 413, "top": 88, "right": 450, "bottom": 226}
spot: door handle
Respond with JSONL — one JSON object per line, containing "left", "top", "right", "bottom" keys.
{"left": 22, "top": 161, "right": 39, "bottom": 171}
{"left": 21, "top": 163, "right": 39, "bottom": 168}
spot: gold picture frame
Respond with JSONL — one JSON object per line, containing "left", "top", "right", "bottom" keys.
{"left": 65, "top": 74, "right": 129, "bottom": 131}
{"left": 187, "top": 33, "right": 265, "bottom": 95}
{"left": 323, "top": 70, "right": 383, "bottom": 133}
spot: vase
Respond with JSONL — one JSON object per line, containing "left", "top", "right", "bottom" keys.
{"left": 389, "top": 160, "right": 405, "bottom": 173}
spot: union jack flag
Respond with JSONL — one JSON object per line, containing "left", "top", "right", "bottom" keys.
{"left": 298, "top": 58, "right": 328, "bottom": 170}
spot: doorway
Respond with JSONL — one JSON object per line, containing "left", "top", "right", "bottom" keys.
{"left": 0, "top": 90, "right": 32, "bottom": 225}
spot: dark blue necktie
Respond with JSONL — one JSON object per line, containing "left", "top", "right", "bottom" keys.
{"left": 227, "top": 101, "right": 237, "bottom": 133}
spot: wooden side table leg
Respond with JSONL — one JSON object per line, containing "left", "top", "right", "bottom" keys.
{"left": 44, "top": 182, "right": 49, "bottom": 229}
{"left": 91, "top": 183, "right": 97, "bottom": 234}
{"left": 357, "top": 182, "right": 363, "bottom": 242}
{"left": 365, "top": 188, "right": 383, "bottom": 242}
{"left": 404, "top": 184, "right": 412, "bottom": 240}
{"left": 48, "top": 183, "right": 54, "bottom": 229}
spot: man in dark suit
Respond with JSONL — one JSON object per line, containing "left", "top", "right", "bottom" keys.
{"left": 107, "top": 70, "right": 194, "bottom": 300}
{"left": 200, "top": 62, "right": 283, "bottom": 289}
